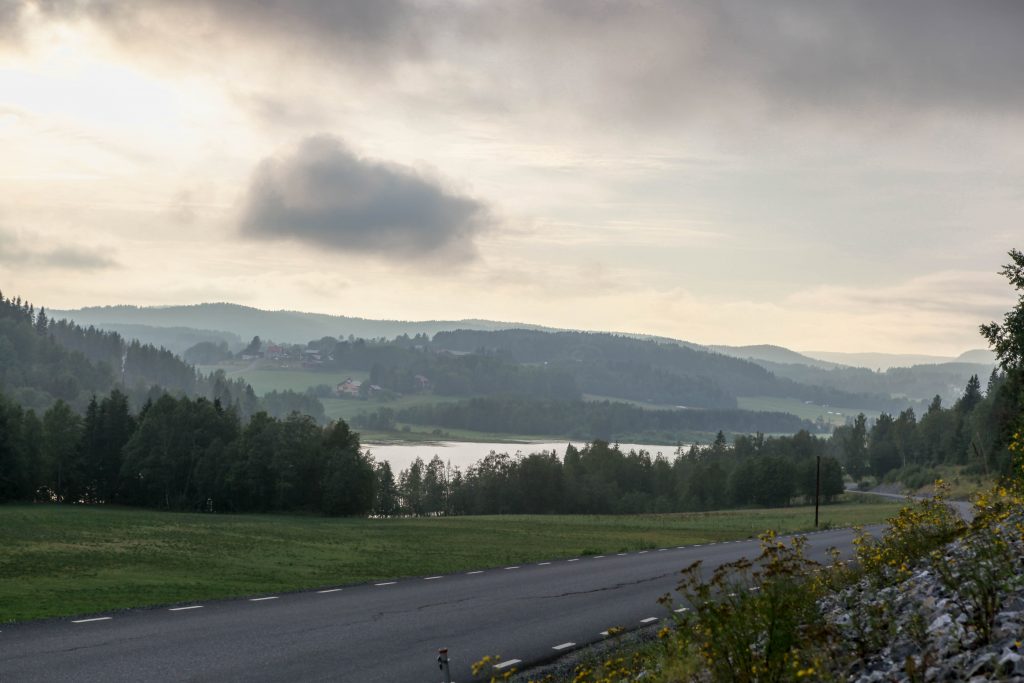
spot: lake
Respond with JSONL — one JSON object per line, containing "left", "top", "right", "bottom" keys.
{"left": 362, "top": 440, "right": 684, "bottom": 474}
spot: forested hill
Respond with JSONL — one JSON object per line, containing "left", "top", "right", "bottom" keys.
{"left": 432, "top": 329, "right": 910, "bottom": 412}
{"left": 51, "top": 303, "right": 554, "bottom": 345}
{"left": 0, "top": 292, "right": 322, "bottom": 422}
{"left": 754, "top": 359, "right": 996, "bottom": 405}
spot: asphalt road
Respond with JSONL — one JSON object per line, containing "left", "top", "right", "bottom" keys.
{"left": 1, "top": 526, "right": 871, "bottom": 683}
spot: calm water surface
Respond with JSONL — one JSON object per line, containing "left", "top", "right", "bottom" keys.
{"left": 362, "top": 440, "right": 683, "bottom": 473}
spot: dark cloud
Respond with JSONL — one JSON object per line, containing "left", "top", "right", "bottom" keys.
{"left": 17, "top": 1, "right": 1024, "bottom": 126}
{"left": 0, "top": 227, "right": 118, "bottom": 269}
{"left": 239, "top": 135, "right": 489, "bottom": 262}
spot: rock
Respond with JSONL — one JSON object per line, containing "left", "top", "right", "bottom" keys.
{"left": 929, "top": 614, "right": 953, "bottom": 634}
{"left": 999, "top": 651, "right": 1024, "bottom": 676}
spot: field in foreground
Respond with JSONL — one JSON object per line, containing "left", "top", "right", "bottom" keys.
{"left": 0, "top": 497, "right": 899, "bottom": 623}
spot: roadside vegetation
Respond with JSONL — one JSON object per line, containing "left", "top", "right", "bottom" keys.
{"left": 0, "top": 499, "right": 898, "bottom": 623}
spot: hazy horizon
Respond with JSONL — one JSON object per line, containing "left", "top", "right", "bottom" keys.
{"left": 2, "top": 1, "right": 1022, "bottom": 356}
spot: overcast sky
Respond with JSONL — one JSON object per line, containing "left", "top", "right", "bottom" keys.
{"left": 1, "top": 0, "right": 1021, "bottom": 354}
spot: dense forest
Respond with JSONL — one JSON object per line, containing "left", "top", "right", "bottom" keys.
{"left": 0, "top": 389, "right": 369, "bottom": 514}
{"left": 755, "top": 358, "right": 995, "bottom": 405}
{"left": 0, "top": 291, "right": 322, "bottom": 422}
{"left": 351, "top": 397, "right": 813, "bottom": 441}
{"left": 431, "top": 329, "right": 912, "bottom": 412}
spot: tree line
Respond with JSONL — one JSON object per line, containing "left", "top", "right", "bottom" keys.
{"left": 372, "top": 434, "right": 845, "bottom": 517}
{"left": 832, "top": 372, "right": 1018, "bottom": 484}
{"left": 0, "top": 389, "right": 371, "bottom": 514}
{"left": 351, "top": 396, "right": 815, "bottom": 441}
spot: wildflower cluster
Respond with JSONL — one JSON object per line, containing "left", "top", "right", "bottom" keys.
{"left": 663, "top": 531, "right": 831, "bottom": 683}
{"left": 852, "top": 480, "right": 965, "bottom": 585}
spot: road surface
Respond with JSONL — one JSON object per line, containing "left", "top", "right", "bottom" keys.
{"left": 1, "top": 526, "right": 869, "bottom": 682}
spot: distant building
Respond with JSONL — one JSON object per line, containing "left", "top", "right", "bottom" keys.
{"left": 337, "top": 378, "right": 362, "bottom": 396}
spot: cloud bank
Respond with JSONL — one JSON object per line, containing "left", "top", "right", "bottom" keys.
{"left": 0, "top": 227, "right": 117, "bottom": 270}
{"left": 240, "top": 135, "right": 489, "bottom": 262}
{"left": 16, "top": 0, "right": 1024, "bottom": 127}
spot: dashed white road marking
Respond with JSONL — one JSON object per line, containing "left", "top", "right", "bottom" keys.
{"left": 375, "top": 582, "right": 397, "bottom": 587}
{"left": 168, "top": 605, "right": 203, "bottom": 611}
{"left": 538, "top": 562, "right": 551, "bottom": 566}
{"left": 72, "top": 617, "right": 111, "bottom": 623}
{"left": 317, "top": 589, "right": 342, "bottom": 594}
{"left": 467, "top": 570, "right": 484, "bottom": 575}
{"left": 749, "top": 587, "right": 760, "bottom": 592}
{"left": 593, "top": 555, "right": 605, "bottom": 559}
{"left": 674, "top": 607, "right": 689, "bottom": 613}
{"left": 657, "top": 548, "right": 667, "bottom": 552}
{"left": 640, "top": 617, "right": 659, "bottom": 624}
{"left": 677, "top": 546, "right": 686, "bottom": 549}
{"left": 600, "top": 630, "right": 610, "bottom": 636}
{"left": 505, "top": 566, "right": 520, "bottom": 570}
{"left": 552, "top": 642, "right": 575, "bottom": 650}
{"left": 638, "top": 551, "right": 649, "bottom": 554}
{"left": 567, "top": 558, "right": 579, "bottom": 562}
{"left": 424, "top": 576, "right": 443, "bottom": 581}
{"left": 494, "top": 659, "right": 521, "bottom": 670}
{"left": 616, "top": 553, "right": 627, "bottom": 556}
{"left": 249, "top": 597, "right": 278, "bottom": 602}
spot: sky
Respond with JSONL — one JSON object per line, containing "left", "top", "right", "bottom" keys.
{"left": 0, "top": 0, "right": 1021, "bottom": 355}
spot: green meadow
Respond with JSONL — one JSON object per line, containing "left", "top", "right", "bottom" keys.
{"left": 0, "top": 497, "right": 899, "bottom": 623}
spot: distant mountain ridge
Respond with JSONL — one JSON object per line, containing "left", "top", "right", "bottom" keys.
{"left": 50, "top": 303, "right": 555, "bottom": 346}
{"left": 707, "top": 344, "right": 842, "bottom": 370}
{"left": 801, "top": 349, "right": 995, "bottom": 371}
{"left": 52, "top": 302, "right": 994, "bottom": 381}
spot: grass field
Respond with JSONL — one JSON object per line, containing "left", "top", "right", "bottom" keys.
{"left": 736, "top": 396, "right": 881, "bottom": 426}
{"left": 0, "top": 497, "right": 900, "bottom": 623}
{"left": 196, "top": 364, "right": 369, "bottom": 396}
{"left": 321, "top": 393, "right": 461, "bottom": 422}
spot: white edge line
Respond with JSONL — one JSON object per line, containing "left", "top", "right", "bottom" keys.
{"left": 494, "top": 659, "right": 521, "bottom": 670}
{"left": 71, "top": 617, "right": 111, "bottom": 623}
{"left": 317, "top": 588, "right": 342, "bottom": 593}
{"left": 249, "top": 596, "right": 278, "bottom": 601}
{"left": 168, "top": 605, "right": 203, "bottom": 611}
{"left": 552, "top": 642, "right": 575, "bottom": 650}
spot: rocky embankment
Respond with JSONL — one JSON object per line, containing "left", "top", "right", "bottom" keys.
{"left": 821, "top": 507, "right": 1024, "bottom": 682}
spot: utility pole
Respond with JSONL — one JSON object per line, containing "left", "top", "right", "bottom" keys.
{"left": 814, "top": 454, "right": 821, "bottom": 528}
